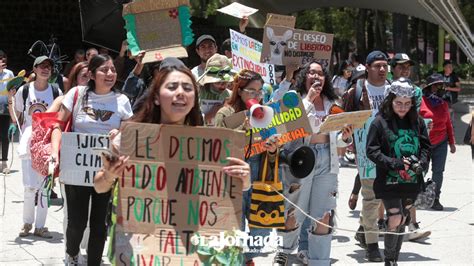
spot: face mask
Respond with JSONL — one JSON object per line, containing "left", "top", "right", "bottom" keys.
{"left": 427, "top": 93, "right": 443, "bottom": 107}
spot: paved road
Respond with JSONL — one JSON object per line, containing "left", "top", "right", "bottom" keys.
{"left": 0, "top": 106, "right": 472, "bottom": 265}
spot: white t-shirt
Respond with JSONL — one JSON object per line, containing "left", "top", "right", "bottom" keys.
{"left": 63, "top": 86, "right": 133, "bottom": 134}
{"left": 365, "top": 80, "right": 388, "bottom": 114}
{"left": 0, "top": 69, "right": 14, "bottom": 115}
{"left": 14, "top": 83, "right": 62, "bottom": 128}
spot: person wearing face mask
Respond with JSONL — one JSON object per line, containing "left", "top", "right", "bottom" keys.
{"left": 273, "top": 60, "right": 353, "bottom": 266}
{"left": 197, "top": 54, "right": 233, "bottom": 126}
{"left": 419, "top": 73, "right": 456, "bottom": 211}
{"left": 366, "top": 79, "right": 431, "bottom": 266}
{"left": 50, "top": 54, "right": 133, "bottom": 265}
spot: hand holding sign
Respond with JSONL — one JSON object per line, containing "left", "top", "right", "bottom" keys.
{"left": 222, "top": 157, "right": 251, "bottom": 190}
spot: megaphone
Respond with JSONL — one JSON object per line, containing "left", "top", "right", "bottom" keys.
{"left": 245, "top": 99, "right": 274, "bottom": 128}
{"left": 280, "top": 146, "right": 315, "bottom": 179}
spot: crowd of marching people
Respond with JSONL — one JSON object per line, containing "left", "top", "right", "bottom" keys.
{"left": 1, "top": 17, "right": 472, "bottom": 266}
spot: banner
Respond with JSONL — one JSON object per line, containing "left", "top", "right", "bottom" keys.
{"left": 260, "top": 25, "right": 333, "bottom": 66}
{"left": 318, "top": 110, "right": 372, "bottom": 134}
{"left": 265, "top": 13, "right": 296, "bottom": 28}
{"left": 230, "top": 29, "right": 276, "bottom": 85}
{"left": 354, "top": 115, "right": 377, "bottom": 179}
{"left": 122, "top": 0, "right": 194, "bottom": 63}
{"left": 59, "top": 132, "right": 109, "bottom": 187}
{"left": 223, "top": 92, "right": 312, "bottom": 157}
{"left": 115, "top": 122, "right": 245, "bottom": 265}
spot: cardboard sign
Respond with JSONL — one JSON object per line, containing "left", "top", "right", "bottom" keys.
{"left": 265, "top": 13, "right": 296, "bottom": 28}
{"left": 223, "top": 92, "right": 312, "bottom": 157}
{"left": 115, "top": 122, "right": 245, "bottom": 265}
{"left": 261, "top": 25, "right": 334, "bottom": 66}
{"left": 230, "top": 29, "right": 276, "bottom": 85}
{"left": 59, "top": 132, "right": 109, "bottom": 187}
{"left": 122, "top": 0, "right": 194, "bottom": 63}
{"left": 318, "top": 110, "right": 372, "bottom": 134}
{"left": 217, "top": 2, "right": 258, "bottom": 18}
{"left": 200, "top": 99, "right": 224, "bottom": 115}
{"left": 354, "top": 115, "right": 377, "bottom": 179}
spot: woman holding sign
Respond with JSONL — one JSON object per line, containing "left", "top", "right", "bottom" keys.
{"left": 93, "top": 60, "right": 252, "bottom": 264}
{"left": 366, "top": 79, "right": 430, "bottom": 265}
{"left": 50, "top": 54, "right": 133, "bottom": 265}
{"left": 274, "top": 60, "right": 353, "bottom": 266}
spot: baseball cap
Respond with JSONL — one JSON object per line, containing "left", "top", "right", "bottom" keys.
{"left": 366, "top": 50, "right": 388, "bottom": 65}
{"left": 158, "top": 57, "right": 186, "bottom": 70}
{"left": 390, "top": 53, "right": 414, "bottom": 67}
{"left": 196, "top": 35, "right": 216, "bottom": 47}
{"left": 424, "top": 73, "right": 444, "bottom": 88}
{"left": 33, "top": 56, "right": 53, "bottom": 68}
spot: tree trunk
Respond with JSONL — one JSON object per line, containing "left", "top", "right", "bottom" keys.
{"left": 355, "top": 9, "right": 367, "bottom": 59}
{"left": 375, "top": 11, "right": 387, "bottom": 50}
{"left": 393, "top": 13, "right": 409, "bottom": 53}
{"left": 410, "top": 17, "right": 420, "bottom": 61}
{"left": 367, "top": 11, "right": 375, "bottom": 52}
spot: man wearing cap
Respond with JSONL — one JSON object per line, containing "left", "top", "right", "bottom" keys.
{"left": 192, "top": 34, "right": 218, "bottom": 79}
{"left": 13, "top": 55, "right": 62, "bottom": 239}
{"left": 196, "top": 54, "right": 233, "bottom": 125}
{"left": 343, "top": 50, "right": 391, "bottom": 262}
{"left": 390, "top": 53, "right": 432, "bottom": 241}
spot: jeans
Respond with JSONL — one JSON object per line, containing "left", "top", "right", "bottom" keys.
{"left": 431, "top": 139, "right": 448, "bottom": 199}
{"left": 242, "top": 155, "right": 271, "bottom": 260}
{"left": 382, "top": 198, "right": 412, "bottom": 261}
{"left": 278, "top": 143, "right": 337, "bottom": 266}
{"left": 65, "top": 185, "right": 111, "bottom": 266}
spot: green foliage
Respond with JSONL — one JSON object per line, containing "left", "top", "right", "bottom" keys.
{"left": 189, "top": 0, "right": 233, "bottom": 18}
{"left": 295, "top": 8, "right": 356, "bottom": 41}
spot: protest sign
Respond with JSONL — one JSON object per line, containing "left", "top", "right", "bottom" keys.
{"left": 318, "top": 110, "right": 372, "bottom": 134}
{"left": 122, "top": 0, "right": 194, "bottom": 63}
{"left": 217, "top": 2, "right": 258, "bottom": 18}
{"left": 115, "top": 122, "right": 245, "bottom": 265}
{"left": 230, "top": 29, "right": 276, "bottom": 85}
{"left": 354, "top": 115, "right": 377, "bottom": 179}
{"left": 261, "top": 25, "right": 334, "bottom": 66}
{"left": 265, "top": 13, "right": 296, "bottom": 28}
{"left": 59, "top": 132, "right": 109, "bottom": 187}
{"left": 200, "top": 99, "right": 224, "bottom": 115}
{"left": 224, "top": 92, "right": 312, "bottom": 157}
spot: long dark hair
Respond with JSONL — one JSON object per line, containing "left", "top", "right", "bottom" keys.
{"left": 336, "top": 60, "right": 352, "bottom": 77}
{"left": 132, "top": 67, "right": 203, "bottom": 126}
{"left": 226, "top": 69, "right": 264, "bottom": 113}
{"left": 292, "top": 59, "right": 338, "bottom": 101}
{"left": 379, "top": 92, "right": 418, "bottom": 125}
{"left": 83, "top": 54, "right": 116, "bottom": 103}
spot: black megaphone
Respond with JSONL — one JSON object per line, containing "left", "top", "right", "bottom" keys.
{"left": 280, "top": 146, "right": 315, "bottom": 179}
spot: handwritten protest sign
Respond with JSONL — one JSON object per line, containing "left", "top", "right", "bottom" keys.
{"left": 114, "top": 122, "right": 245, "bottom": 265}
{"left": 224, "top": 92, "right": 312, "bottom": 157}
{"left": 318, "top": 110, "right": 372, "bottom": 134}
{"left": 59, "top": 132, "right": 109, "bottom": 187}
{"left": 261, "top": 25, "right": 334, "bottom": 66}
{"left": 122, "top": 0, "right": 194, "bottom": 63}
{"left": 230, "top": 29, "right": 276, "bottom": 85}
{"left": 355, "top": 115, "right": 377, "bottom": 179}
{"left": 265, "top": 13, "right": 296, "bottom": 28}
{"left": 217, "top": 2, "right": 258, "bottom": 18}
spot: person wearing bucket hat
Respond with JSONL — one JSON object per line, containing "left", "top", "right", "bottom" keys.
{"left": 191, "top": 34, "right": 217, "bottom": 79}
{"left": 389, "top": 53, "right": 431, "bottom": 242}
{"left": 420, "top": 73, "right": 456, "bottom": 211}
{"left": 197, "top": 53, "right": 233, "bottom": 125}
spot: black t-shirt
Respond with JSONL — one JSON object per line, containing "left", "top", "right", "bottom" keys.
{"left": 441, "top": 72, "right": 460, "bottom": 104}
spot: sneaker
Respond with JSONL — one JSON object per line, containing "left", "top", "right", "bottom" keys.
{"left": 1, "top": 161, "right": 8, "bottom": 173}
{"left": 431, "top": 199, "right": 444, "bottom": 211}
{"left": 339, "top": 157, "right": 350, "bottom": 167}
{"left": 66, "top": 254, "right": 79, "bottom": 265}
{"left": 366, "top": 243, "right": 383, "bottom": 262}
{"left": 384, "top": 259, "right": 398, "bottom": 266}
{"left": 296, "top": 250, "right": 309, "bottom": 264}
{"left": 406, "top": 222, "right": 431, "bottom": 241}
{"left": 19, "top": 223, "right": 32, "bottom": 237}
{"left": 273, "top": 252, "right": 288, "bottom": 266}
{"left": 33, "top": 227, "right": 53, "bottom": 239}
{"left": 354, "top": 225, "right": 367, "bottom": 249}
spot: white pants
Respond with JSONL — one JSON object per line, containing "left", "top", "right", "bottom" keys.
{"left": 22, "top": 159, "right": 48, "bottom": 228}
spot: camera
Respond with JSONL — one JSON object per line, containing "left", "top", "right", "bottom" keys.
{"left": 404, "top": 155, "right": 423, "bottom": 176}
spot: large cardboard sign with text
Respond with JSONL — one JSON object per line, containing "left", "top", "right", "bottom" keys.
{"left": 261, "top": 25, "right": 333, "bottom": 66}
{"left": 59, "top": 133, "right": 109, "bottom": 187}
{"left": 224, "top": 92, "right": 312, "bottom": 157}
{"left": 115, "top": 122, "right": 245, "bottom": 265}
{"left": 230, "top": 29, "right": 276, "bottom": 85}
{"left": 318, "top": 110, "right": 372, "bottom": 134}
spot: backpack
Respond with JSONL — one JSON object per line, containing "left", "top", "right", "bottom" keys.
{"left": 19, "top": 83, "right": 61, "bottom": 126}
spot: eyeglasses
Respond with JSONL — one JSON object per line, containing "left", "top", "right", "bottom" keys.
{"left": 242, "top": 88, "right": 264, "bottom": 98}
{"left": 97, "top": 67, "right": 116, "bottom": 74}
{"left": 393, "top": 101, "right": 412, "bottom": 109}
{"left": 165, "top": 81, "right": 194, "bottom": 92}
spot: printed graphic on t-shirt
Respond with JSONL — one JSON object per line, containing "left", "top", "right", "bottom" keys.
{"left": 28, "top": 99, "right": 49, "bottom": 115}
{"left": 386, "top": 128, "right": 419, "bottom": 185}
{"left": 368, "top": 94, "right": 384, "bottom": 111}
{"left": 83, "top": 106, "right": 115, "bottom": 122}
